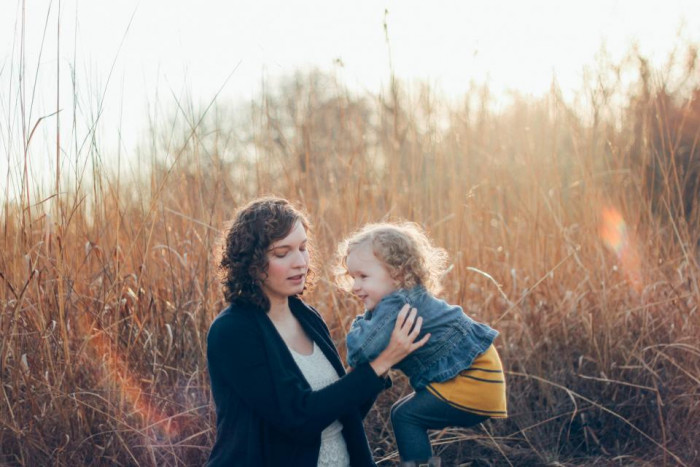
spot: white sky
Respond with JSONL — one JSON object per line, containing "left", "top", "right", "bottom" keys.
{"left": 1, "top": 0, "right": 699, "bottom": 201}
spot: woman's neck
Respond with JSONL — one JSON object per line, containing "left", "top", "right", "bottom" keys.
{"left": 267, "top": 297, "right": 292, "bottom": 322}
{"left": 267, "top": 296, "right": 313, "bottom": 354}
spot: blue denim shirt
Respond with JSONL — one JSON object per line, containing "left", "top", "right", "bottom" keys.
{"left": 346, "top": 286, "right": 498, "bottom": 390}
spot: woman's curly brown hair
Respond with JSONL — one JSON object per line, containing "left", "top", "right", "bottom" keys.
{"left": 335, "top": 222, "right": 448, "bottom": 295}
{"left": 218, "top": 197, "right": 314, "bottom": 311}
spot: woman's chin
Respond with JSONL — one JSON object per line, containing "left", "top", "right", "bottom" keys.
{"left": 288, "top": 281, "right": 306, "bottom": 295}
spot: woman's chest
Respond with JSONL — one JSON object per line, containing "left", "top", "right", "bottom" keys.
{"left": 271, "top": 316, "right": 314, "bottom": 355}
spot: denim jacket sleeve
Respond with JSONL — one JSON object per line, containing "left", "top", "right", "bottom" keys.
{"left": 346, "top": 293, "right": 407, "bottom": 368}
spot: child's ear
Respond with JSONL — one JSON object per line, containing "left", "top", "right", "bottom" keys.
{"left": 387, "top": 267, "right": 401, "bottom": 288}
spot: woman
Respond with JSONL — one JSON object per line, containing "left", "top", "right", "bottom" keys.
{"left": 207, "top": 197, "right": 429, "bottom": 466}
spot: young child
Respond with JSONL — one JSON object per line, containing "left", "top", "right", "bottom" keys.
{"left": 337, "top": 222, "right": 507, "bottom": 467}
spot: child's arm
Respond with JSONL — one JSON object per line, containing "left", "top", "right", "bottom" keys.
{"left": 346, "top": 294, "right": 407, "bottom": 368}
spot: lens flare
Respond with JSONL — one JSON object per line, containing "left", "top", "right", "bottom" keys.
{"left": 78, "top": 308, "right": 180, "bottom": 439}
{"left": 599, "top": 206, "right": 642, "bottom": 292}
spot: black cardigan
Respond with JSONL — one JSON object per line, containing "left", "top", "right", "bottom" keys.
{"left": 206, "top": 296, "right": 389, "bottom": 466}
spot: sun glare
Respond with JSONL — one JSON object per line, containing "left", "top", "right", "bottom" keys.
{"left": 599, "top": 206, "right": 643, "bottom": 292}
{"left": 77, "top": 310, "right": 181, "bottom": 440}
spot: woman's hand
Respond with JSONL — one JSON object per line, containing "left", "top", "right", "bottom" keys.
{"left": 369, "top": 305, "right": 430, "bottom": 377}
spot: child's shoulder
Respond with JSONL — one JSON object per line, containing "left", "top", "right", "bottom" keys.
{"left": 375, "top": 289, "right": 411, "bottom": 309}
{"left": 378, "top": 285, "right": 430, "bottom": 308}
{"left": 370, "top": 287, "right": 420, "bottom": 316}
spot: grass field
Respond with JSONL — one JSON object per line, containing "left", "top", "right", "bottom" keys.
{"left": 1, "top": 45, "right": 699, "bottom": 465}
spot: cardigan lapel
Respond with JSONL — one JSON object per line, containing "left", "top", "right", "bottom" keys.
{"left": 289, "top": 298, "right": 347, "bottom": 378}
{"left": 251, "top": 297, "right": 346, "bottom": 384}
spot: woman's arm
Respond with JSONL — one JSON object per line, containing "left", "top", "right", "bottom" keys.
{"left": 208, "top": 314, "right": 384, "bottom": 441}
{"left": 207, "top": 306, "right": 427, "bottom": 441}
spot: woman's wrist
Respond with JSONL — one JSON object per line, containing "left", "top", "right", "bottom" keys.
{"left": 369, "top": 354, "right": 391, "bottom": 377}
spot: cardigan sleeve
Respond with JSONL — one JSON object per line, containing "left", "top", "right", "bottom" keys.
{"left": 357, "top": 373, "right": 392, "bottom": 419}
{"left": 207, "top": 312, "right": 388, "bottom": 441}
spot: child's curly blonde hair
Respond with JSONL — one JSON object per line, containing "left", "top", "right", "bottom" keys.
{"left": 336, "top": 222, "right": 449, "bottom": 295}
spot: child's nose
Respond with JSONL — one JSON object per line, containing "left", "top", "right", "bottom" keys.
{"left": 352, "top": 278, "right": 361, "bottom": 292}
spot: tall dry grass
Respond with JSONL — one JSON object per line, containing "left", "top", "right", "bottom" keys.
{"left": 2, "top": 49, "right": 699, "bottom": 465}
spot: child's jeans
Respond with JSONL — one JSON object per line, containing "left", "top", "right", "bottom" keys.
{"left": 390, "top": 389, "right": 488, "bottom": 462}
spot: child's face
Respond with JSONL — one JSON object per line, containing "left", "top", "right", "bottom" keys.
{"left": 345, "top": 242, "right": 398, "bottom": 311}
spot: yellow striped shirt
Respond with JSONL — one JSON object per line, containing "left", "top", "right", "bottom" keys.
{"left": 426, "top": 344, "right": 507, "bottom": 418}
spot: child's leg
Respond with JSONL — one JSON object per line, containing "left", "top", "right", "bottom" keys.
{"left": 390, "top": 389, "right": 488, "bottom": 463}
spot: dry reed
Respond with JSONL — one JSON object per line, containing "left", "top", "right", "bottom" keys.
{"left": 1, "top": 40, "right": 699, "bottom": 466}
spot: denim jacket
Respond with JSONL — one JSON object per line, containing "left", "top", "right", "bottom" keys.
{"left": 346, "top": 286, "right": 498, "bottom": 390}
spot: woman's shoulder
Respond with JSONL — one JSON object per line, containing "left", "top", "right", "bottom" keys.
{"left": 208, "top": 303, "right": 260, "bottom": 339}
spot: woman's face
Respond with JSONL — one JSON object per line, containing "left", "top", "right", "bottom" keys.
{"left": 261, "top": 221, "right": 309, "bottom": 305}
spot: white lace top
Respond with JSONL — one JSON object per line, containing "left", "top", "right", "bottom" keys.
{"left": 289, "top": 342, "right": 351, "bottom": 467}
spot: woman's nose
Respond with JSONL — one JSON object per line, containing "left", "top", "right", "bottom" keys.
{"left": 292, "top": 250, "right": 308, "bottom": 267}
